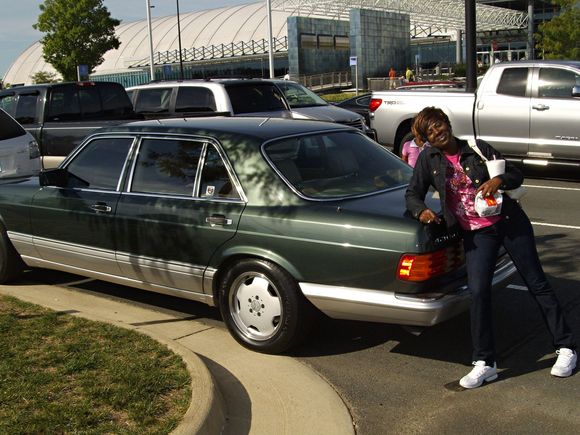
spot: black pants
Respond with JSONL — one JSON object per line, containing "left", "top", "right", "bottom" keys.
{"left": 462, "top": 203, "right": 576, "bottom": 365}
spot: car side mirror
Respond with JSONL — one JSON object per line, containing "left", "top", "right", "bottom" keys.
{"left": 572, "top": 85, "right": 580, "bottom": 98}
{"left": 39, "top": 168, "right": 68, "bottom": 187}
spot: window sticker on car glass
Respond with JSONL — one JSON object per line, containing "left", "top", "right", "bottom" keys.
{"left": 206, "top": 185, "right": 215, "bottom": 196}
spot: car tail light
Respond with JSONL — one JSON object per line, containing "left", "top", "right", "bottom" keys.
{"left": 397, "top": 243, "right": 465, "bottom": 282}
{"left": 369, "top": 98, "right": 382, "bottom": 113}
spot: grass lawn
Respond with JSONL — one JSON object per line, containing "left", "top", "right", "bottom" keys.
{"left": 0, "top": 295, "right": 191, "bottom": 434}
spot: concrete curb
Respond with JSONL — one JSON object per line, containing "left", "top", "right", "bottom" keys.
{"left": 0, "top": 286, "right": 225, "bottom": 435}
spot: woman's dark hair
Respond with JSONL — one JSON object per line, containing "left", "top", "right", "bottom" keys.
{"left": 412, "top": 107, "right": 451, "bottom": 142}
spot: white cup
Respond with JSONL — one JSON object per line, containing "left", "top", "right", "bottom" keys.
{"left": 486, "top": 159, "right": 505, "bottom": 178}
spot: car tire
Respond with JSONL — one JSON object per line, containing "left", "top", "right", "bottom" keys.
{"left": 219, "top": 258, "right": 315, "bottom": 354}
{"left": 0, "top": 229, "right": 25, "bottom": 283}
{"left": 398, "top": 132, "right": 415, "bottom": 157}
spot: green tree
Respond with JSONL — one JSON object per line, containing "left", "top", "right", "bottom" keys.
{"left": 33, "top": 0, "right": 120, "bottom": 81}
{"left": 31, "top": 71, "right": 60, "bottom": 84}
{"left": 535, "top": 0, "right": 580, "bottom": 59}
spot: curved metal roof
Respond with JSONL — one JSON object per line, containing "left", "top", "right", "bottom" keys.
{"left": 3, "top": 0, "right": 526, "bottom": 85}
{"left": 3, "top": 2, "right": 290, "bottom": 85}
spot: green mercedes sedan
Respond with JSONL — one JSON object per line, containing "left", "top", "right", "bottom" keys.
{"left": 0, "top": 117, "right": 515, "bottom": 353}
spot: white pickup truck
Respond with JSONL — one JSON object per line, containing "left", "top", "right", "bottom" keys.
{"left": 370, "top": 60, "right": 580, "bottom": 168}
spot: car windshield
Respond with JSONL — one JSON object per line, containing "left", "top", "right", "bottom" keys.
{"left": 276, "top": 82, "right": 328, "bottom": 108}
{"left": 264, "top": 131, "right": 413, "bottom": 199}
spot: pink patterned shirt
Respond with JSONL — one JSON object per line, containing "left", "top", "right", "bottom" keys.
{"left": 444, "top": 153, "right": 500, "bottom": 231}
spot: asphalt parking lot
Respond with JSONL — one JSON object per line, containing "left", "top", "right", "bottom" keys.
{"left": 5, "top": 170, "right": 580, "bottom": 434}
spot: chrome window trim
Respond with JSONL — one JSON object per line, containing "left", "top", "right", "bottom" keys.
{"left": 120, "top": 191, "right": 245, "bottom": 204}
{"left": 125, "top": 134, "right": 247, "bottom": 203}
{"left": 261, "top": 129, "right": 410, "bottom": 202}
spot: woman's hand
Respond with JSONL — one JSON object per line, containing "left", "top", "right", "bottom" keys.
{"left": 418, "top": 209, "right": 441, "bottom": 225}
{"left": 477, "top": 176, "right": 503, "bottom": 198}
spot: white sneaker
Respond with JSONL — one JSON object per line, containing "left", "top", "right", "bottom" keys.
{"left": 459, "top": 361, "right": 498, "bottom": 389}
{"left": 550, "top": 348, "right": 577, "bottom": 377}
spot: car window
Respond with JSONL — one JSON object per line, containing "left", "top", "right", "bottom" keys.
{"left": 78, "top": 86, "right": 103, "bottom": 120}
{"left": 226, "top": 84, "right": 286, "bottom": 114}
{"left": 66, "top": 137, "right": 133, "bottom": 190}
{"left": 134, "top": 88, "right": 173, "bottom": 114}
{"left": 175, "top": 87, "right": 217, "bottom": 112}
{"left": 0, "top": 95, "right": 17, "bottom": 115}
{"left": 131, "top": 138, "right": 202, "bottom": 196}
{"left": 265, "top": 131, "right": 412, "bottom": 199}
{"left": 496, "top": 68, "right": 528, "bottom": 97}
{"left": 275, "top": 81, "right": 327, "bottom": 108}
{"left": 538, "top": 68, "right": 580, "bottom": 99}
{"left": 47, "top": 85, "right": 81, "bottom": 122}
{"left": 11, "top": 93, "right": 39, "bottom": 124}
{"left": 0, "top": 109, "right": 27, "bottom": 140}
{"left": 199, "top": 145, "right": 240, "bottom": 200}
{"left": 99, "top": 83, "right": 134, "bottom": 117}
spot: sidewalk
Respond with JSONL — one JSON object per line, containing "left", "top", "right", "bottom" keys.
{"left": 0, "top": 279, "right": 355, "bottom": 435}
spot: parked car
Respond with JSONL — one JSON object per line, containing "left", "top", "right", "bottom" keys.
{"left": 371, "top": 60, "right": 580, "bottom": 167}
{"left": 0, "top": 117, "right": 516, "bottom": 353}
{"left": 0, "top": 108, "right": 40, "bottom": 179}
{"left": 126, "top": 79, "right": 292, "bottom": 119}
{"left": 127, "top": 79, "right": 376, "bottom": 138}
{"left": 333, "top": 93, "right": 371, "bottom": 125}
{"left": 0, "top": 81, "right": 141, "bottom": 169}
{"left": 265, "top": 79, "right": 375, "bottom": 138}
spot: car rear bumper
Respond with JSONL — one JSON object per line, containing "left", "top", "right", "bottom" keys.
{"left": 299, "top": 256, "right": 516, "bottom": 327}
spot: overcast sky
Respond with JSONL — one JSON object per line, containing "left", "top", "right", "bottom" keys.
{"left": 1, "top": 0, "right": 251, "bottom": 79}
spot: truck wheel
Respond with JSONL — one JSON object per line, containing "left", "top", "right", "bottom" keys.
{"left": 219, "top": 259, "right": 315, "bottom": 354}
{"left": 0, "top": 230, "right": 25, "bottom": 283}
{"left": 398, "top": 132, "right": 415, "bottom": 157}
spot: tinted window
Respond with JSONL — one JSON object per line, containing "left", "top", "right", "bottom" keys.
{"left": 134, "top": 88, "right": 173, "bottom": 114}
{"left": 0, "top": 95, "right": 17, "bottom": 115}
{"left": 79, "top": 86, "right": 103, "bottom": 119}
{"left": 0, "top": 109, "right": 26, "bottom": 140}
{"left": 99, "top": 83, "right": 134, "bottom": 117}
{"left": 199, "top": 145, "right": 240, "bottom": 200}
{"left": 175, "top": 87, "right": 217, "bottom": 112}
{"left": 47, "top": 85, "right": 81, "bottom": 122}
{"left": 300, "top": 33, "right": 317, "bottom": 48}
{"left": 538, "top": 68, "right": 580, "bottom": 98}
{"left": 66, "top": 137, "right": 133, "bottom": 190}
{"left": 265, "top": 131, "right": 412, "bottom": 199}
{"left": 131, "top": 138, "right": 202, "bottom": 196}
{"left": 13, "top": 93, "right": 39, "bottom": 124}
{"left": 496, "top": 68, "right": 528, "bottom": 97}
{"left": 226, "top": 84, "right": 286, "bottom": 114}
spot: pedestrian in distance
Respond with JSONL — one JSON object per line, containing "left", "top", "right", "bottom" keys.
{"left": 405, "top": 106, "right": 577, "bottom": 389}
{"left": 388, "top": 67, "right": 397, "bottom": 89}
{"left": 401, "top": 123, "right": 429, "bottom": 168}
{"left": 405, "top": 66, "right": 415, "bottom": 82}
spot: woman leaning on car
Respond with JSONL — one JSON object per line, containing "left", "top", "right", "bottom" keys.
{"left": 405, "top": 106, "right": 577, "bottom": 389}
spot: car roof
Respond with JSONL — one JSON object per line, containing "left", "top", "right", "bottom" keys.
{"left": 127, "top": 78, "right": 274, "bottom": 90}
{"left": 97, "top": 116, "right": 353, "bottom": 143}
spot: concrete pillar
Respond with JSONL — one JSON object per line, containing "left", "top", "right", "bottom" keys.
{"left": 456, "top": 29, "right": 462, "bottom": 63}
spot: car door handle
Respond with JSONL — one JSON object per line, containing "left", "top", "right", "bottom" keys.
{"left": 205, "top": 215, "right": 233, "bottom": 226}
{"left": 532, "top": 104, "right": 550, "bottom": 111}
{"left": 90, "top": 202, "right": 112, "bottom": 213}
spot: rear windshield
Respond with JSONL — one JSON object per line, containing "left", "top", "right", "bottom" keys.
{"left": 264, "top": 131, "right": 412, "bottom": 199}
{"left": 225, "top": 84, "right": 287, "bottom": 114}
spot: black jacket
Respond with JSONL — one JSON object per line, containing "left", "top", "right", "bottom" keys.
{"left": 405, "top": 138, "right": 524, "bottom": 232}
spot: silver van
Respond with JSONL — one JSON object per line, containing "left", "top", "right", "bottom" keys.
{"left": 0, "top": 109, "right": 40, "bottom": 179}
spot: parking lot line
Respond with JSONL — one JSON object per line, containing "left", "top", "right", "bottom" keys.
{"left": 524, "top": 184, "right": 580, "bottom": 192}
{"left": 530, "top": 222, "right": 580, "bottom": 230}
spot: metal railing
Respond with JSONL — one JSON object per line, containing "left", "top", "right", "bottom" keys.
{"left": 297, "top": 71, "right": 352, "bottom": 91}
{"left": 130, "top": 37, "right": 288, "bottom": 68}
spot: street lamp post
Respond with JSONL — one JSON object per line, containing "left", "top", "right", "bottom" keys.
{"left": 176, "top": 0, "right": 184, "bottom": 80}
{"left": 266, "top": 0, "right": 275, "bottom": 78}
{"left": 146, "top": 0, "right": 155, "bottom": 81}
